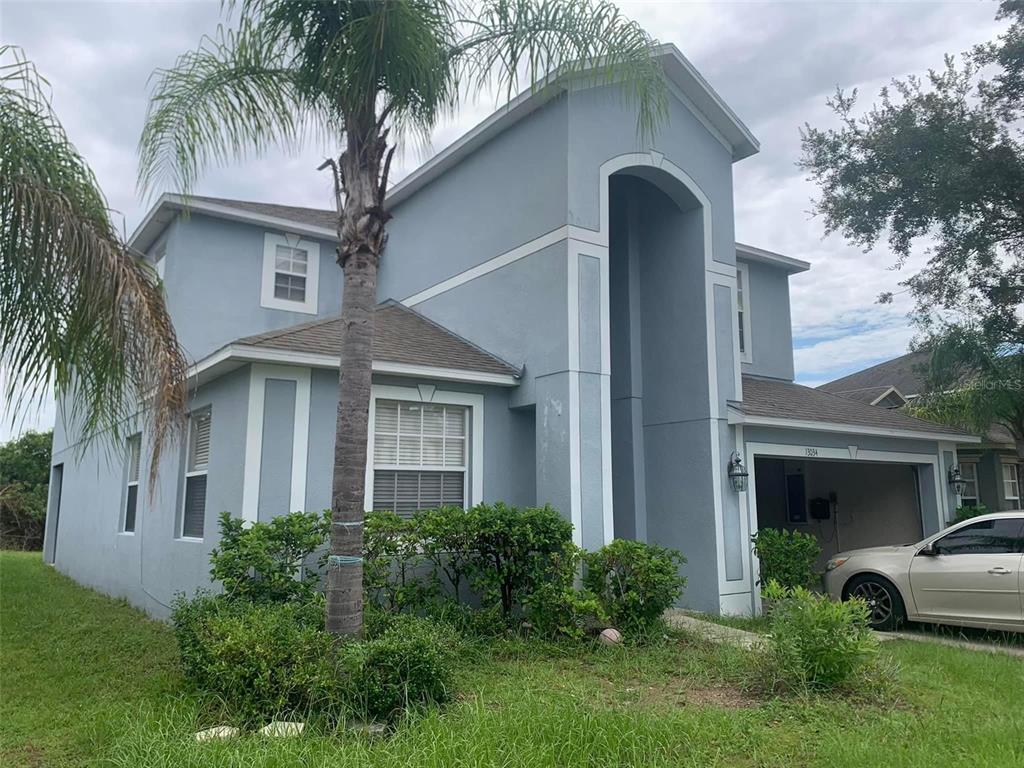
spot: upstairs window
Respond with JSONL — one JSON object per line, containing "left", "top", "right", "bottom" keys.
{"left": 371, "top": 400, "right": 467, "bottom": 517}
{"left": 736, "top": 263, "right": 752, "bottom": 363}
{"left": 180, "top": 409, "right": 211, "bottom": 539}
{"left": 122, "top": 434, "right": 141, "bottom": 533}
{"left": 261, "top": 233, "right": 319, "bottom": 314}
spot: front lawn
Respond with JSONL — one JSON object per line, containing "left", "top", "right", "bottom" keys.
{"left": 2, "top": 551, "right": 1022, "bottom": 767}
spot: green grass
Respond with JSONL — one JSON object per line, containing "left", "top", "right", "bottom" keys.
{"left": 3, "top": 552, "right": 1023, "bottom": 767}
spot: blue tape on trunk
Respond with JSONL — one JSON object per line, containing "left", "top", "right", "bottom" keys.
{"left": 327, "top": 555, "right": 363, "bottom": 567}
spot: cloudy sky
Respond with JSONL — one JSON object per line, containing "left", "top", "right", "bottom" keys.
{"left": 1, "top": 0, "right": 1004, "bottom": 439}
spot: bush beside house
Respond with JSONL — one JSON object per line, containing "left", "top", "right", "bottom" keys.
{"left": 750, "top": 528, "right": 821, "bottom": 590}
{"left": 0, "top": 430, "right": 52, "bottom": 551}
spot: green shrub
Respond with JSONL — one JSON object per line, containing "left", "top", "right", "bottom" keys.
{"left": 522, "top": 543, "right": 605, "bottom": 639}
{"left": 761, "top": 582, "right": 881, "bottom": 693}
{"left": 171, "top": 594, "right": 340, "bottom": 725}
{"left": 464, "top": 503, "right": 574, "bottom": 619}
{"left": 583, "top": 539, "right": 685, "bottom": 631}
{"left": 750, "top": 528, "right": 821, "bottom": 589}
{"left": 345, "top": 614, "right": 457, "bottom": 721}
{"left": 363, "top": 510, "right": 435, "bottom": 611}
{"left": 209, "top": 510, "right": 330, "bottom": 603}
{"left": 414, "top": 506, "right": 477, "bottom": 603}
{"left": 172, "top": 594, "right": 456, "bottom": 725}
{"left": 954, "top": 503, "right": 988, "bottom": 523}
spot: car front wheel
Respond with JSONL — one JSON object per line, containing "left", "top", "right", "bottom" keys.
{"left": 845, "top": 574, "right": 906, "bottom": 631}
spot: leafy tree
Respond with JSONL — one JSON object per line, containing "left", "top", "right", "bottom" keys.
{"left": 0, "top": 429, "right": 52, "bottom": 550}
{"left": 138, "top": 0, "right": 668, "bottom": 636}
{"left": 1, "top": 48, "right": 187, "bottom": 477}
{"left": 800, "top": 1, "right": 1024, "bottom": 453}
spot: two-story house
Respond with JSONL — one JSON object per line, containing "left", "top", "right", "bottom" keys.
{"left": 42, "top": 45, "right": 976, "bottom": 616}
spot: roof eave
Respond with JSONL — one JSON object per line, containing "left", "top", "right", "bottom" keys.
{"left": 736, "top": 242, "right": 811, "bottom": 274}
{"left": 189, "top": 343, "right": 521, "bottom": 389}
{"left": 740, "top": 414, "right": 981, "bottom": 444}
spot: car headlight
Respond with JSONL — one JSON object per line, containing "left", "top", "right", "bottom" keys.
{"left": 825, "top": 557, "right": 849, "bottom": 572}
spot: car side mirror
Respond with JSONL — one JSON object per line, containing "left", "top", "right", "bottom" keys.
{"left": 919, "top": 543, "right": 939, "bottom": 557}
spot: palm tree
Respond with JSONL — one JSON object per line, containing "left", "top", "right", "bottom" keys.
{"left": 1, "top": 46, "right": 187, "bottom": 480}
{"left": 138, "top": 0, "right": 669, "bottom": 636}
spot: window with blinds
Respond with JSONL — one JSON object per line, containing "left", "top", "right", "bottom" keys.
{"left": 123, "top": 434, "right": 141, "bottom": 533}
{"left": 959, "top": 462, "right": 979, "bottom": 507}
{"left": 737, "top": 264, "right": 751, "bottom": 361}
{"left": 181, "top": 409, "right": 211, "bottom": 539}
{"left": 371, "top": 400, "right": 467, "bottom": 516}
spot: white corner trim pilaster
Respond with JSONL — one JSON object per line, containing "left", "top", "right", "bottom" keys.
{"left": 241, "top": 364, "right": 311, "bottom": 524}
{"left": 363, "top": 384, "right": 485, "bottom": 513}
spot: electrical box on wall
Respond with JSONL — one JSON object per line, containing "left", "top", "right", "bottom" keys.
{"left": 809, "top": 497, "right": 831, "bottom": 520}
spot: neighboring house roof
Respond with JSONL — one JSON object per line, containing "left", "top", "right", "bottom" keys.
{"left": 820, "top": 385, "right": 907, "bottom": 408}
{"left": 818, "top": 349, "right": 930, "bottom": 398}
{"left": 737, "top": 375, "right": 978, "bottom": 442}
{"left": 191, "top": 301, "right": 521, "bottom": 387}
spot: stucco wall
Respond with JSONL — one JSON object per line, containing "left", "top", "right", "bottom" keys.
{"left": 739, "top": 259, "right": 795, "bottom": 381}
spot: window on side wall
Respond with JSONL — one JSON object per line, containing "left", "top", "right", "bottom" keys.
{"left": 260, "top": 233, "right": 320, "bottom": 314}
{"left": 958, "top": 461, "right": 979, "bottom": 507}
{"left": 371, "top": 399, "right": 467, "bottom": 517}
{"left": 122, "top": 434, "right": 141, "bottom": 533}
{"left": 180, "top": 409, "right": 211, "bottom": 539}
{"left": 1002, "top": 461, "right": 1021, "bottom": 504}
{"left": 736, "top": 263, "right": 752, "bottom": 363}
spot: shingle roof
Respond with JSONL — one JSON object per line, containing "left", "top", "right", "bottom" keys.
{"left": 740, "top": 375, "right": 975, "bottom": 438}
{"left": 818, "top": 350, "right": 930, "bottom": 398}
{"left": 189, "top": 195, "right": 337, "bottom": 231}
{"left": 234, "top": 301, "right": 520, "bottom": 378}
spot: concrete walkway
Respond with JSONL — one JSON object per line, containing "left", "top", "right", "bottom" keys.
{"left": 883, "top": 629, "right": 1024, "bottom": 658}
{"left": 663, "top": 610, "right": 765, "bottom": 650}
{"left": 664, "top": 610, "right": 1024, "bottom": 659}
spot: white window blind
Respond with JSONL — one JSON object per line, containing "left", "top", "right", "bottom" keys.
{"left": 273, "top": 245, "right": 308, "bottom": 302}
{"left": 372, "top": 400, "right": 467, "bottom": 516}
{"left": 959, "top": 462, "right": 979, "bottom": 507}
{"left": 1003, "top": 463, "right": 1020, "bottom": 502}
{"left": 181, "top": 410, "right": 211, "bottom": 538}
{"left": 123, "top": 434, "right": 141, "bottom": 533}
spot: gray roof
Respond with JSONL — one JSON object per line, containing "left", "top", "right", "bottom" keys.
{"left": 234, "top": 301, "right": 520, "bottom": 378}
{"left": 740, "top": 375, "right": 975, "bottom": 438}
{"left": 190, "top": 195, "right": 337, "bottom": 231}
{"left": 818, "top": 350, "right": 930, "bottom": 398}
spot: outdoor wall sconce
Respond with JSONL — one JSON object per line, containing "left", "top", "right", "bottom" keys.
{"left": 948, "top": 466, "right": 968, "bottom": 496}
{"left": 728, "top": 452, "right": 749, "bottom": 493}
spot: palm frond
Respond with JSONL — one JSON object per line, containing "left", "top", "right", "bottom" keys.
{"left": 1, "top": 46, "right": 188, "bottom": 482}
{"left": 455, "top": 0, "right": 668, "bottom": 141}
{"left": 137, "top": 19, "right": 328, "bottom": 198}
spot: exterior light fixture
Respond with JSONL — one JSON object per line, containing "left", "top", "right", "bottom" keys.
{"left": 948, "top": 466, "right": 968, "bottom": 497}
{"left": 727, "top": 452, "right": 749, "bottom": 493}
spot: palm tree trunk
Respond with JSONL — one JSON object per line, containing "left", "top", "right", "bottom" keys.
{"left": 325, "top": 116, "right": 392, "bottom": 637}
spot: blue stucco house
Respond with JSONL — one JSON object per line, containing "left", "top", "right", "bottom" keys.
{"left": 42, "top": 45, "right": 977, "bottom": 616}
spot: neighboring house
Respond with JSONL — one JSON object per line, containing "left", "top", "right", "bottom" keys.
{"left": 821, "top": 351, "right": 1022, "bottom": 514}
{"left": 41, "top": 45, "right": 977, "bottom": 617}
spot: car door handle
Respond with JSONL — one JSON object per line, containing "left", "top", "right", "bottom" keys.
{"left": 987, "top": 567, "right": 1013, "bottom": 575}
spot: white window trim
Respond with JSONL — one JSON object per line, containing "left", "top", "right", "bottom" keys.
{"left": 260, "top": 232, "right": 320, "bottom": 315}
{"left": 1001, "top": 460, "right": 1020, "bottom": 502}
{"left": 179, "top": 408, "right": 211, "bottom": 541}
{"left": 958, "top": 461, "right": 979, "bottom": 507}
{"left": 364, "top": 384, "right": 484, "bottom": 512}
{"left": 121, "top": 433, "right": 141, "bottom": 535}
{"left": 736, "top": 262, "right": 752, "bottom": 364}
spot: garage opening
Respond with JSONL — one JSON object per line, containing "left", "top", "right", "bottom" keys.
{"left": 753, "top": 457, "right": 923, "bottom": 566}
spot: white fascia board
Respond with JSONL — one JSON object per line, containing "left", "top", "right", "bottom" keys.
{"left": 129, "top": 195, "right": 338, "bottom": 253}
{"left": 741, "top": 414, "right": 981, "bottom": 444}
{"left": 869, "top": 385, "right": 907, "bottom": 407}
{"left": 189, "top": 344, "right": 519, "bottom": 387}
{"left": 735, "top": 242, "right": 811, "bottom": 274}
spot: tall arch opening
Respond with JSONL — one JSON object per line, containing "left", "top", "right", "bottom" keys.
{"left": 608, "top": 168, "right": 709, "bottom": 543}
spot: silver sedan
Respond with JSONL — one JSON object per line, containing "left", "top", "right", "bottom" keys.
{"left": 823, "top": 511, "right": 1024, "bottom": 632}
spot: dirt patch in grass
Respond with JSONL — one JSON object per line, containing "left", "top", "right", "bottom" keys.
{"left": 683, "top": 686, "right": 761, "bottom": 709}
{"left": 598, "top": 675, "right": 763, "bottom": 710}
